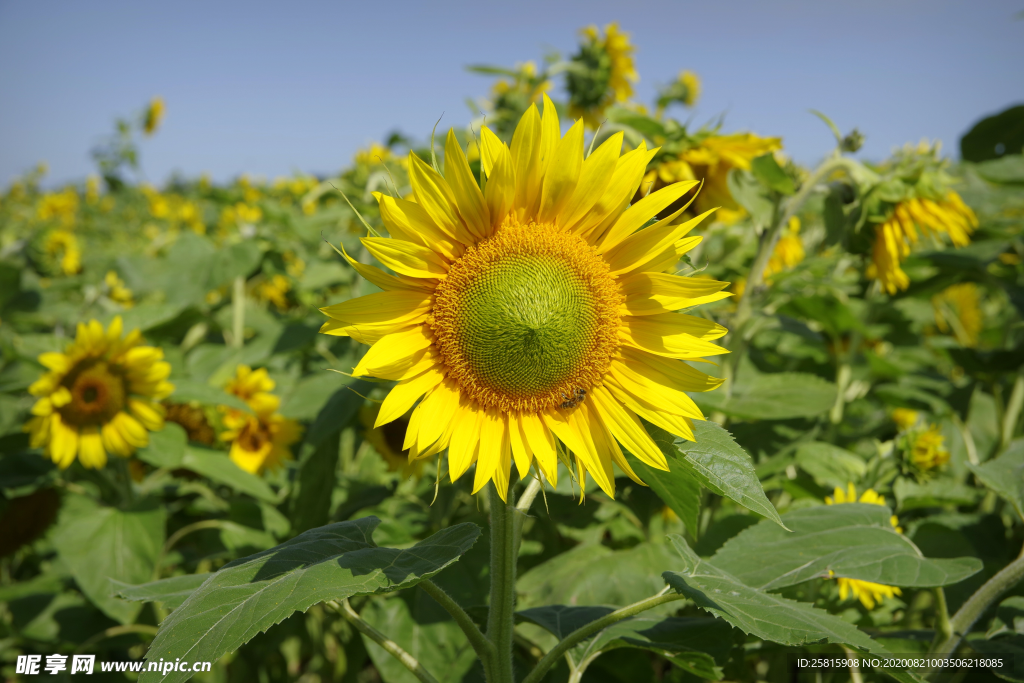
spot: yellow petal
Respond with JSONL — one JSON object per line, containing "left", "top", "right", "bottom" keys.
{"left": 38, "top": 352, "right": 71, "bottom": 373}
{"left": 444, "top": 129, "right": 489, "bottom": 240}
{"left": 473, "top": 408, "right": 509, "bottom": 496}
{"left": 508, "top": 413, "right": 533, "bottom": 482}
{"left": 448, "top": 403, "right": 483, "bottom": 481}
{"left": 78, "top": 427, "right": 108, "bottom": 469}
{"left": 599, "top": 180, "right": 699, "bottom": 253}
{"left": 519, "top": 412, "right": 558, "bottom": 485}
{"left": 589, "top": 385, "right": 667, "bottom": 470}
{"left": 407, "top": 152, "right": 474, "bottom": 245}
{"left": 574, "top": 143, "right": 656, "bottom": 240}
{"left": 509, "top": 104, "right": 542, "bottom": 219}
{"left": 604, "top": 208, "right": 716, "bottom": 275}
{"left": 621, "top": 272, "right": 732, "bottom": 315}
{"left": 621, "top": 347, "right": 724, "bottom": 393}
{"left": 619, "top": 317, "right": 728, "bottom": 360}
{"left": 538, "top": 119, "right": 585, "bottom": 224}
{"left": 479, "top": 126, "right": 505, "bottom": 178}
{"left": 352, "top": 326, "right": 434, "bottom": 378}
{"left": 604, "top": 378, "right": 696, "bottom": 441}
{"left": 50, "top": 418, "right": 79, "bottom": 469}
{"left": 542, "top": 406, "right": 614, "bottom": 497}
{"left": 538, "top": 94, "right": 561, "bottom": 176}
{"left": 321, "top": 290, "right": 432, "bottom": 325}
{"left": 609, "top": 360, "right": 704, "bottom": 419}
{"left": 587, "top": 404, "right": 646, "bottom": 486}
{"left": 560, "top": 132, "right": 623, "bottom": 230}
{"left": 128, "top": 398, "right": 165, "bottom": 431}
{"left": 113, "top": 411, "right": 150, "bottom": 449}
{"left": 484, "top": 145, "right": 516, "bottom": 230}
{"left": 376, "top": 366, "right": 445, "bottom": 427}
{"left": 362, "top": 237, "right": 449, "bottom": 279}
{"left": 376, "top": 192, "right": 462, "bottom": 260}
{"left": 102, "top": 420, "right": 133, "bottom": 457}
{"left": 407, "top": 379, "right": 461, "bottom": 452}
{"left": 570, "top": 404, "right": 616, "bottom": 497}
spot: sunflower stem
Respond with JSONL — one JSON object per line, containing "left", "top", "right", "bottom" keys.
{"left": 231, "top": 275, "right": 245, "bottom": 348}
{"left": 486, "top": 483, "right": 518, "bottom": 683}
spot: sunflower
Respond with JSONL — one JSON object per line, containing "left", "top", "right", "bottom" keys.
{"left": 43, "top": 229, "right": 82, "bottom": 275}
{"left": 825, "top": 483, "right": 903, "bottom": 609}
{"left": 320, "top": 96, "right": 731, "bottom": 501}
{"left": 566, "top": 23, "right": 638, "bottom": 128}
{"left": 144, "top": 96, "right": 165, "bottom": 136}
{"left": 763, "top": 217, "right": 805, "bottom": 278}
{"left": 868, "top": 192, "right": 978, "bottom": 295}
{"left": 909, "top": 424, "right": 949, "bottom": 471}
{"left": 655, "top": 70, "right": 701, "bottom": 114}
{"left": 220, "top": 365, "right": 302, "bottom": 474}
{"left": 891, "top": 407, "right": 919, "bottom": 432}
{"left": 104, "top": 270, "right": 134, "bottom": 307}
{"left": 24, "top": 317, "right": 173, "bottom": 469}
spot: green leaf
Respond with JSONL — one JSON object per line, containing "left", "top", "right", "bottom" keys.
{"left": 50, "top": 494, "right": 165, "bottom": 624}
{"left": 974, "top": 155, "right": 1024, "bottom": 185}
{"left": 664, "top": 536, "right": 922, "bottom": 683}
{"left": 207, "top": 241, "right": 263, "bottom": 291}
{"left": 114, "top": 302, "right": 188, "bottom": 333}
{"left": 179, "top": 446, "right": 277, "bottom": 503}
{"left": 694, "top": 371, "right": 838, "bottom": 421}
{"left": 290, "top": 431, "right": 341, "bottom": 533}
{"left": 627, "top": 448, "right": 701, "bottom": 535}
{"left": 112, "top": 573, "right": 211, "bottom": 611}
{"left": 169, "top": 378, "right": 251, "bottom": 413}
{"left": 709, "top": 503, "right": 981, "bottom": 590}
{"left": 960, "top": 104, "right": 1024, "bottom": 162}
{"left": 726, "top": 169, "right": 774, "bottom": 225}
{"left": 653, "top": 421, "right": 784, "bottom": 527}
{"left": 750, "top": 153, "right": 796, "bottom": 195}
{"left": 795, "top": 442, "right": 866, "bottom": 489}
{"left": 139, "top": 518, "right": 480, "bottom": 683}
{"left": 136, "top": 422, "right": 187, "bottom": 468}
{"left": 968, "top": 439, "right": 1024, "bottom": 521}
{"left": 893, "top": 477, "right": 981, "bottom": 512}
{"left": 360, "top": 595, "right": 478, "bottom": 683}
{"left": 0, "top": 451, "right": 56, "bottom": 496}
{"left": 969, "top": 635, "right": 1024, "bottom": 682}
{"left": 306, "top": 380, "right": 372, "bottom": 447}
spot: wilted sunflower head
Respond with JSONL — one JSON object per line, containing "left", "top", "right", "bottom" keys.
{"left": 320, "top": 94, "right": 733, "bottom": 501}
{"left": 24, "top": 317, "right": 173, "bottom": 469}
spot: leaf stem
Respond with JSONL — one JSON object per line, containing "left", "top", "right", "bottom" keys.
{"left": 231, "top": 275, "right": 245, "bottom": 348}
{"left": 932, "top": 587, "right": 953, "bottom": 647}
{"left": 487, "top": 483, "right": 518, "bottom": 683}
{"left": 1001, "top": 372, "right": 1024, "bottom": 451}
{"left": 154, "top": 519, "right": 231, "bottom": 579}
{"left": 931, "top": 543, "right": 1024, "bottom": 657}
{"left": 420, "top": 580, "right": 495, "bottom": 663}
{"left": 521, "top": 592, "right": 686, "bottom": 683}
{"left": 330, "top": 599, "right": 440, "bottom": 683}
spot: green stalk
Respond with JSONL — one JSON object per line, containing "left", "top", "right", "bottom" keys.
{"left": 231, "top": 275, "right": 245, "bottom": 348}
{"left": 420, "top": 580, "right": 494, "bottom": 665}
{"left": 330, "top": 599, "right": 439, "bottom": 683}
{"left": 1001, "top": 372, "right": 1024, "bottom": 451}
{"left": 930, "top": 544, "right": 1024, "bottom": 657}
{"left": 487, "top": 483, "right": 519, "bottom": 683}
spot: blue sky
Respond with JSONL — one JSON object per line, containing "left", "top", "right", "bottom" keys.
{"left": 1, "top": 0, "right": 1021, "bottom": 188}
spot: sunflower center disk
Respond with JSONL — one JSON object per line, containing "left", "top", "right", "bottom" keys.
{"left": 431, "top": 222, "right": 622, "bottom": 412}
{"left": 60, "top": 361, "right": 126, "bottom": 426}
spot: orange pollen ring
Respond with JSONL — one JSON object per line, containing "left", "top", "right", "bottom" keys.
{"left": 428, "top": 218, "right": 623, "bottom": 412}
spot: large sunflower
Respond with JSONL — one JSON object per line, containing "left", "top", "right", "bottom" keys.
{"left": 25, "top": 317, "right": 173, "bottom": 469}
{"left": 321, "top": 96, "right": 731, "bottom": 501}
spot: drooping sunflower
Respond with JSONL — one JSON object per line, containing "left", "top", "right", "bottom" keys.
{"left": 763, "top": 217, "right": 805, "bottom": 278}
{"left": 566, "top": 23, "right": 638, "bottom": 128}
{"left": 909, "top": 424, "right": 949, "bottom": 471}
{"left": 320, "top": 96, "right": 732, "bottom": 501}
{"left": 220, "top": 365, "right": 302, "bottom": 475}
{"left": 24, "top": 317, "right": 173, "bottom": 469}
{"left": 825, "top": 483, "right": 903, "bottom": 610}
{"left": 868, "top": 192, "right": 978, "bottom": 295}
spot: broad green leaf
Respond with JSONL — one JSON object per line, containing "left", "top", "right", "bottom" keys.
{"left": 727, "top": 169, "right": 774, "bottom": 226}
{"left": 795, "top": 442, "right": 866, "bottom": 489}
{"left": 169, "top": 378, "right": 251, "bottom": 413}
{"left": 664, "top": 536, "right": 922, "bottom": 683}
{"left": 710, "top": 504, "right": 981, "bottom": 590}
{"left": 517, "top": 605, "right": 616, "bottom": 639}
{"left": 278, "top": 371, "right": 344, "bottom": 420}
{"left": 893, "top": 477, "right": 981, "bottom": 512}
{"left": 361, "top": 595, "right": 477, "bottom": 683}
{"left": 960, "top": 104, "right": 1024, "bottom": 163}
{"left": 207, "top": 241, "right": 263, "bottom": 290}
{"left": 987, "top": 596, "right": 1024, "bottom": 638}
{"left": 694, "top": 371, "right": 837, "bottom": 421}
{"left": 0, "top": 451, "right": 55, "bottom": 496}
{"left": 290, "top": 431, "right": 341, "bottom": 533}
{"left": 138, "top": 517, "right": 480, "bottom": 683}
{"left": 180, "top": 446, "right": 277, "bottom": 503}
{"left": 305, "top": 380, "right": 372, "bottom": 447}
{"left": 970, "top": 635, "right": 1024, "bottom": 682}
{"left": 751, "top": 153, "right": 796, "bottom": 195}
{"left": 517, "top": 542, "right": 678, "bottom": 610}
{"left": 50, "top": 494, "right": 165, "bottom": 624}
{"left": 112, "top": 573, "right": 211, "bottom": 611}
{"left": 115, "top": 302, "right": 188, "bottom": 333}
{"left": 0, "top": 573, "right": 66, "bottom": 603}
{"left": 627, "top": 449, "right": 701, "bottom": 535}
{"left": 968, "top": 439, "right": 1024, "bottom": 521}
{"left": 136, "top": 422, "right": 187, "bottom": 468}
{"left": 652, "top": 421, "right": 784, "bottom": 527}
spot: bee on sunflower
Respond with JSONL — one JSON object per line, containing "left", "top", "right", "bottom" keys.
{"left": 24, "top": 317, "right": 173, "bottom": 469}
{"left": 321, "top": 96, "right": 732, "bottom": 501}
{"left": 825, "top": 483, "right": 904, "bottom": 610}
{"left": 219, "top": 365, "right": 302, "bottom": 475}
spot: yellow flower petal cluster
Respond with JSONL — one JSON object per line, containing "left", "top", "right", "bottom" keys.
{"left": 105, "top": 271, "right": 134, "bottom": 307}
{"left": 44, "top": 229, "right": 82, "bottom": 275}
{"left": 932, "top": 282, "right": 982, "bottom": 347}
{"left": 869, "top": 192, "right": 978, "bottom": 295}
{"left": 568, "top": 23, "right": 638, "bottom": 128}
{"left": 825, "top": 483, "right": 903, "bottom": 609}
{"left": 253, "top": 274, "right": 292, "bottom": 311}
{"left": 220, "top": 366, "right": 302, "bottom": 475}
{"left": 354, "top": 143, "right": 393, "bottom": 167}
{"left": 36, "top": 189, "right": 79, "bottom": 228}
{"left": 891, "top": 407, "right": 919, "bottom": 432}
{"left": 764, "top": 217, "right": 805, "bottom": 278}
{"left": 910, "top": 424, "right": 949, "bottom": 471}
{"left": 24, "top": 317, "right": 173, "bottom": 469}
{"left": 320, "top": 95, "right": 732, "bottom": 501}
{"left": 644, "top": 133, "right": 782, "bottom": 224}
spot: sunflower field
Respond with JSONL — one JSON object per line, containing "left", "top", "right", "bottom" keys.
{"left": 2, "top": 23, "right": 1024, "bottom": 683}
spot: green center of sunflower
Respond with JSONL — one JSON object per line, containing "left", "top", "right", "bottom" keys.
{"left": 430, "top": 221, "right": 623, "bottom": 412}
{"left": 60, "top": 361, "right": 126, "bottom": 426}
